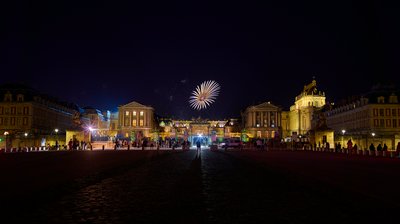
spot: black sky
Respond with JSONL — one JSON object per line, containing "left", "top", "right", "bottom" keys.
{"left": 1, "top": 0, "right": 400, "bottom": 119}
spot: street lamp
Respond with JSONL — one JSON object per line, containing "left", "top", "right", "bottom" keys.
{"left": 55, "top": 129, "right": 59, "bottom": 149}
{"left": 371, "top": 132, "right": 375, "bottom": 145}
{"left": 4, "top": 131, "right": 9, "bottom": 150}
{"left": 88, "top": 127, "right": 93, "bottom": 143}
{"left": 341, "top": 129, "right": 346, "bottom": 147}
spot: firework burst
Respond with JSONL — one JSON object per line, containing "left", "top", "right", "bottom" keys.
{"left": 189, "top": 80, "right": 221, "bottom": 110}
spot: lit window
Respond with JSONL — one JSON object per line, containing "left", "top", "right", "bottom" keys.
{"left": 140, "top": 111, "right": 144, "bottom": 116}
{"left": 132, "top": 119, "right": 137, "bottom": 126}
{"left": 140, "top": 120, "right": 144, "bottom": 126}
{"left": 125, "top": 111, "right": 129, "bottom": 116}
{"left": 133, "top": 111, "right": 137, "bottom": 116}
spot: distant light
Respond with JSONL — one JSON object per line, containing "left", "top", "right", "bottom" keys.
{"left": 88, "top": 127, "right": 94, "bottom": 132}
{"left": 256, "top": 124, "right": 260, "bottom": 127}
{"left": 198, "top": 134, "right": 202, "bottom": 137}
{"left": 371, "top": 132, "right": 375, "bottom": 137}
{"left": 4, "top": 131, "right": 9, "bottom": 136}
{"left": 341, "top": 129, "right": 346, "bottom": 134}
{"left": 24, "top": 133, "right": 28, "bottom": 137}
{"left": 55, "top": 128, "right": 59, "bottom": 133}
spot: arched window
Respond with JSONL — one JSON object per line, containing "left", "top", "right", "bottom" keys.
{"left": 17, "top": 94, "right": 24, "bottom": 102}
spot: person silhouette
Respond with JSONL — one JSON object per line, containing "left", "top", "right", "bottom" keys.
{"left": 196, "top": 141, "right": 201, "bottom": 158}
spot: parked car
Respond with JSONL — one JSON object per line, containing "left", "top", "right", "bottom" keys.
{"left": 220, "top": 138, "right": 243, "bottom": 149}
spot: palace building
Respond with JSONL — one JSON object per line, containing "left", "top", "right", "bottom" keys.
{"left": 325, "top": 86, "right": 400, "bottom": 150}
{"left": 242, "top": 102, "right": 283, "bottom": 139}
{"left": 117, "top": 101, "right": 155, "bottom": 141}
{"left": 288, "top": 79, "right": 326, "bottom": 136}
{"left": 157, "top": 118, "right": 241, "bottom": 147}
{"left": 2, "top": 80, "right": 399, "bottom": 150}
{"left": 0, "top": 84, "right": 85, "bottom": 148}
{"left": 283, "top": 79, "right": 334, "bottom": 147}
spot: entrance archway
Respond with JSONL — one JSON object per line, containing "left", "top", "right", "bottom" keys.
{"left": 190, "top": 135, "right": 209, "bottom": 147}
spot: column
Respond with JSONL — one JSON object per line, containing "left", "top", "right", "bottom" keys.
{"left": 260, "top": 112, "right": 264, "bottom": 127}
{"left": 253, "top": 112, "right": 256, "bottom": 127}
{"left": 268, "top": 112, "right": 271, "bottom": 127}
{"left": 275, "top": 112, "right": 278, "bottom": 127}
{"left": 122, "top": 110, "right": 125, "bottom": 127}
{"left": 278, "top": 112, "right": 281, "bottom": 127}
{"left": 130, "top": 110, "right": 132, "bottom": 126}
{"left": 143, "top": 110, "right": 146, "bottom": 127}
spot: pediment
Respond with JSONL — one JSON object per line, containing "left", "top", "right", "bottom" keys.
{"left": 120, "top": 101, "right": 152, "bottom": 109}
{"left": 253, "top": 102, "right": 280, "bottom": 110}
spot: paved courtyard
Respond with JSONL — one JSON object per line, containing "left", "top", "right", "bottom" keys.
{"left": 1, "top": 149, "right": 399, "bottom": 223}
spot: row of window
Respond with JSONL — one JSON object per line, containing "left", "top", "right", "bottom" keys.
{"left": 125, "top": 111, "right": 144, "bottom": 116}
{"left": 373, "top": 119, "right": 400, "bottom": 128}
{"left": 373, "top": 108, "right": 400, "bottom": 117}
{"left": 0, "top": 117, "right": 29, "bottom": 126}
{"left": 0, "top": 106, "right": 29, "bottom": 115}
{"left": 124, "top": 118, "right": 145, "bottom": 127}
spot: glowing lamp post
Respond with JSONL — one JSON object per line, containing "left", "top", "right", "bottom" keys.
{"left": 88, "top": 127, "right": 94, "bottom": 143}
{"left": 4, "top": 131, "right": 9, "bottom": 150}
{"left": 54, "top": 129, "right": 59, "bottom": 149}
{"left": 341, "top": 129, "right": 346, "bottom": 147}
{"left": 371, "top": 132, "right": 375, "bottom": 145}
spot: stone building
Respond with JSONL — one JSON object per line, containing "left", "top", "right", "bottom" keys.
{"left": 325, "top": 86, "right": 400, "bottom": 150}
{"left": 156, "top": 118, "right": 241, "bottom": 146}
{"left": 0, "top": 84, "right": 83, "bottom": 148}
{"left": 288, "top": 79, "right": 326, "bottom": 137}
{"left": 117, "top": 101, "right": 155, "bottom": 141}
{"left": 242, "top": 102, "right": 283, "bottom": 139}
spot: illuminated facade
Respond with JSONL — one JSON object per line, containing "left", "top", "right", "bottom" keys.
{"left": 242, "top": 102, "right": 282, "bottom": 139}
{"left": 287, "top": 79, "right": 326, "bottom": 136}
{"left": 118, "top": 101, "right": 154, "bottom": 140}
{"left": 325, "top": 88, "right": 400, "bottom": 150}
{"left": 81, "top": 107, "right": 111, "bottom": 141}
{"left": 157, "top": 118, "right": 240, "bottom": 146}
{"left": 0, "top": 84, "right": 83, "bottom": 148}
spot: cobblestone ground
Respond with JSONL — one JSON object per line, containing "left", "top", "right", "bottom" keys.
{"left": 1, "top": 150, "right": 399, "bottom": 223}
{"left": 201, "top": 150, "right": 399, "bottom": 223}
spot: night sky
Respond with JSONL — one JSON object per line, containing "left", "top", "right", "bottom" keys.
{"left": 1, "top": 1, "right": 400, "bottom": 119}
